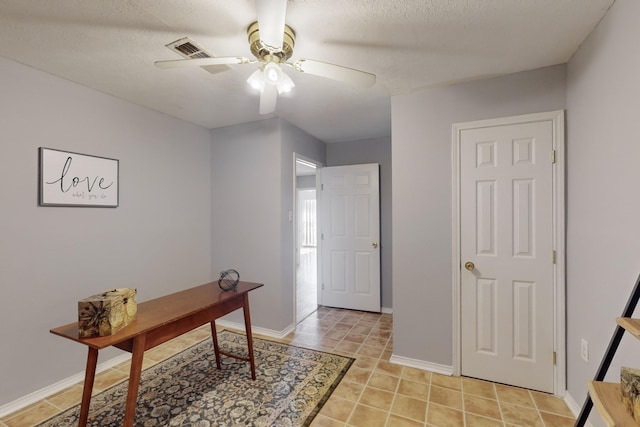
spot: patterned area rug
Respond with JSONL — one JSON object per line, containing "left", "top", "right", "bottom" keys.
{"left": 38, "top": 330, "right": 354, "bottom": 426}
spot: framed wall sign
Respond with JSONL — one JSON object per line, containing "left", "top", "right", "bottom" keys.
{"left": 39, "top": 147, "right": 119, "bottom": 207}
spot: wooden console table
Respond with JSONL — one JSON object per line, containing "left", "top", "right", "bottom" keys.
{"left": 50, "top": 281, "right": 263, "bottom": 427}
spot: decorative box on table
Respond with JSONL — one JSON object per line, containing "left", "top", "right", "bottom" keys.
{"left": 621, "top": 366, "right": 640, "bottom": 423}
{"left": 78, "top": 288, "right": 137, "bottom": 337}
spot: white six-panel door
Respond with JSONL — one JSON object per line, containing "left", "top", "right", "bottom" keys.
{"left": 320, "top": 164, "right": 381, "bottom": 312}
{"left": 459, "top": 120, "right": 555, "bottom": 393}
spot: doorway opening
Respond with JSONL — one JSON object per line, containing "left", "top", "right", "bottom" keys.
{"left": 295, "top": 157, "right": 319, "bottom": 323}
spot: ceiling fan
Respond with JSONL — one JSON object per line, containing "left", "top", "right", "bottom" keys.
{"left": 154, "top": 0, "right": 376, "bottom": 115}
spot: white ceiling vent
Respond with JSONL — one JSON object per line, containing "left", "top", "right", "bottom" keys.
{"left": 166, "top": 37, "right": 230, "bottom": 75}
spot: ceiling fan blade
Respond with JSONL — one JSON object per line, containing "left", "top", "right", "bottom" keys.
{"left": 259, "top": 84, "right": 278, "bottom": 115}
{"left": 155, "top": 57, "right": 252, "bottom": 69}
{"left": 290, "top": 59, "right": 376, "bottom": 88}
{"left": 255, "top": 0, "right": 287, "bottom": 51}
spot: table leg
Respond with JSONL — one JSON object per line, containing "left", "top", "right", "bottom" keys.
{"left": 78, "top": 347, "right": 98, "bottom": 427}
{"left": 210, "top": 320, "right": 222, "bottom": 370}
{"left": 242, "top": 294, "right": 257, "bottom": 380}
{"left": 123, "top": 335, "right": 146, "bottom": 427}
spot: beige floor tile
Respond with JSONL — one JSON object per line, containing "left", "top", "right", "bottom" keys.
{"left": 310, "top": 414, "right": 347, "bottom": 426}
{"left": 45, "top": 384, "right": 84, "bottom": 410}
{"left": 462, "top": 377, "right": 497, "bottom": 400}
{"left": 431, "top": 373, "right": 462, "bottom": 391}
{"left": 319, "top": 337, "right": 342, "bottom": 349}
{"left": 397, "top": 379, "right": 429, "bottom": 400}
{"left": 333, "top": 323, "right": 354, "bottom": 332}
{"left": 539, "top": 411, "right": 575, "bottom": 426}
{"left": 318, "top": 396, "right": 356, "bottom": 422}
{"left": 91, "top": 368, "right": 128, "bottom": 393}
{"left": 3, "top": 401, "right": 60, "bottom": 427}
{"left": 500, "top": 401, "right": 543, "bottom": 427}
{"left": 531, "top": 391, "right": 573, "bottom": 417}
{"left": 351, "top": 325, "right": 373, "bottom": 336}
{"left": 369, "top": 329, "right": 392, "bottom": 340}
{"left": 376, "top": 360, "right": 403, "bottom": 377}
{"left": 332, "top": 380, "right": 365, "bottom": 402}
{"left": 465, "top": 412, "right": 506, "bottom": 427}
{"left": 427, "top": 403, "right": 465, "bottom": 427}
{"left": 495, "top": 384, "right": 535, "bottom": 408}
{"left": 144, "top": 342, "right": 184, "bottom": 362}
{"left": 386, "top": 413, "right": 425, "bottom": 427}
{"left": 352, "top": 355, "right": 378, "bottom": 370}
{"left": 429, "top": 385, "right": 463, "bottom": 410}
{"left": 360, "top": 387, "right": 395, "bottom": 411}
{"left": 401, "top": 367, "right": 432, "bottom": 384}
{"left": 344, "top": 367, "right": 372, "bottom": 385}
{"left": 357, "top": 344, "right": 384, "bottom": 359}
{"left": 391, "top": 395, "right": 427, "bottom": 422}
{"left": 368, "top": 372, "right": 400, "bottom": 393}
{"left": 463, "top": 394, "right": 502, "bottom": 421}
{"left": 334, "top": 340, "right": 362, "bottom": 355}
{"left": 343, "top": 334, "right": 368, "bottom": 344}
{"left": 113, "top": 355, "right": 157, "bottom": 373}
{"left": 364, "top": 336, "right": 389, "bottom": 348}
{"left": 348, "top": 404, "right": 388, "bottom": 427}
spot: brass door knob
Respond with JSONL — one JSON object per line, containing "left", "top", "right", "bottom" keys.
{"left": 464, "top": 261, "right": 475, "bottom": 271}
{"left": 372, "top": 242, "right": 378, "bottom": 248}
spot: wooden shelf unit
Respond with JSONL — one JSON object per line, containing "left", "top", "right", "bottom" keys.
{"left": 588, "top": 317, "right": 640, "bottom": 426}
{"left": 617, "top": 317, "right": 640, "bottom": 340}
{"left": 589, "top": 381, "right": 636, "bottom": 426}
{"left": 576, "top": 276, "right": 640, "bottom": 427}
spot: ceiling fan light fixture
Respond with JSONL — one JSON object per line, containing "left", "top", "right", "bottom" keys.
{"left": 251, "top": 61, "right": 294, "bottom": 95}
{"left": 264, "top": 62, "right": 281, "bottom": 83}
{"left": 247, "top": 68, "right": 266, "bottom": 92}
{"left": 277, "top": 72, "right": 295, "bottom": 94}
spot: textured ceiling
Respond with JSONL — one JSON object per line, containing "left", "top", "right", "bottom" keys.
{"left": 0, "top": 0, "right": 613, "bottom": 143}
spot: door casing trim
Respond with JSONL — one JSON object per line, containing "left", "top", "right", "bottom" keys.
{"left": 451, "top": 110, "right": 566, "bottom": 396}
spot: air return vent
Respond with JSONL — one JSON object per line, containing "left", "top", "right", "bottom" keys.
{"left": 165, "top": 37, "right": 230, "bottom": 75}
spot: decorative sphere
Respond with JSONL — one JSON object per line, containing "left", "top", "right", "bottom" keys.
{"left": 218, "top": 269, "right": 240, "bottom": 291}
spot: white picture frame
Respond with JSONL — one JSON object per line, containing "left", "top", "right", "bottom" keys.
{"left": 39, "top": 147, "right": 119, "bottom": 207}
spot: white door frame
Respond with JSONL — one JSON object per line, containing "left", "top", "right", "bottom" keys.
{"left": 293, "top": 153, "right": 323, "bottom": 325}
{"left": 451, "top": 110, "right": 566, "bottom": 396}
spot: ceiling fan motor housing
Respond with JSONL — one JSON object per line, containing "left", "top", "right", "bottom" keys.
{"left": 247, "top": 21, "right": 295, "bottom": 62}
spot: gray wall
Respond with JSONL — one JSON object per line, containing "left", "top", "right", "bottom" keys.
{"left": 566, "top": 0, "right": 640, "bottom": 424}
{"left": 391, "top": 65, "right": 566, "bottom": 364}
{"left": 0, "top": 57, "right": 212, "bottom": 406}
{"left": 210, "top": 119, "right": 325, "bottom": 332}
{"left": 326, "top": 136, "right": 393, "bottom": 311}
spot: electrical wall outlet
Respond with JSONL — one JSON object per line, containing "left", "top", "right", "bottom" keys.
{"left": 581, "top": 339, "right": 589, "bottom": 362}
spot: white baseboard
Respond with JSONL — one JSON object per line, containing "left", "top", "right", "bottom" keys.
{"left": 389, "top": 354, "right": 454, "bottom": 376}
{"left": 381, "top": 306, "right": 393, "bottom": 314}
{"left": 564, "top": 391, "right": 594, "bottom": 427}
{"left": 0, "top": 353, "right": 131, "bottom": 419}
{"left": 215, "top": 319, "right": 295, "bottom": 340}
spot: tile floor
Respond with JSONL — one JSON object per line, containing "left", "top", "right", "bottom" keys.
{"left": 0, "top": 307, "right": 576, "bottom": 427}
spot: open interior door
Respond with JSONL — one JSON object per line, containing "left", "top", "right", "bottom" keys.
{"left": 319, "top": 163, "right": 381, "bottom": 312}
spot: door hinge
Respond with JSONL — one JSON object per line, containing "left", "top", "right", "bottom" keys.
{"left": 552, "top": 250, "right": 557, "bottom": 264}
{"left": 553, "top": 351, "right": 557, "bottom": 365}
{"left": 322, "top": 283, "right": 325, "bottom": 290}
{"left": 321, "top": 233, "right": 324, "bottom": 240}
{"left": 321, "top": 183, "right": 324, "bottom": 190}
{"left": 551, "top": 150, "right": 556, "bottom": 164}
